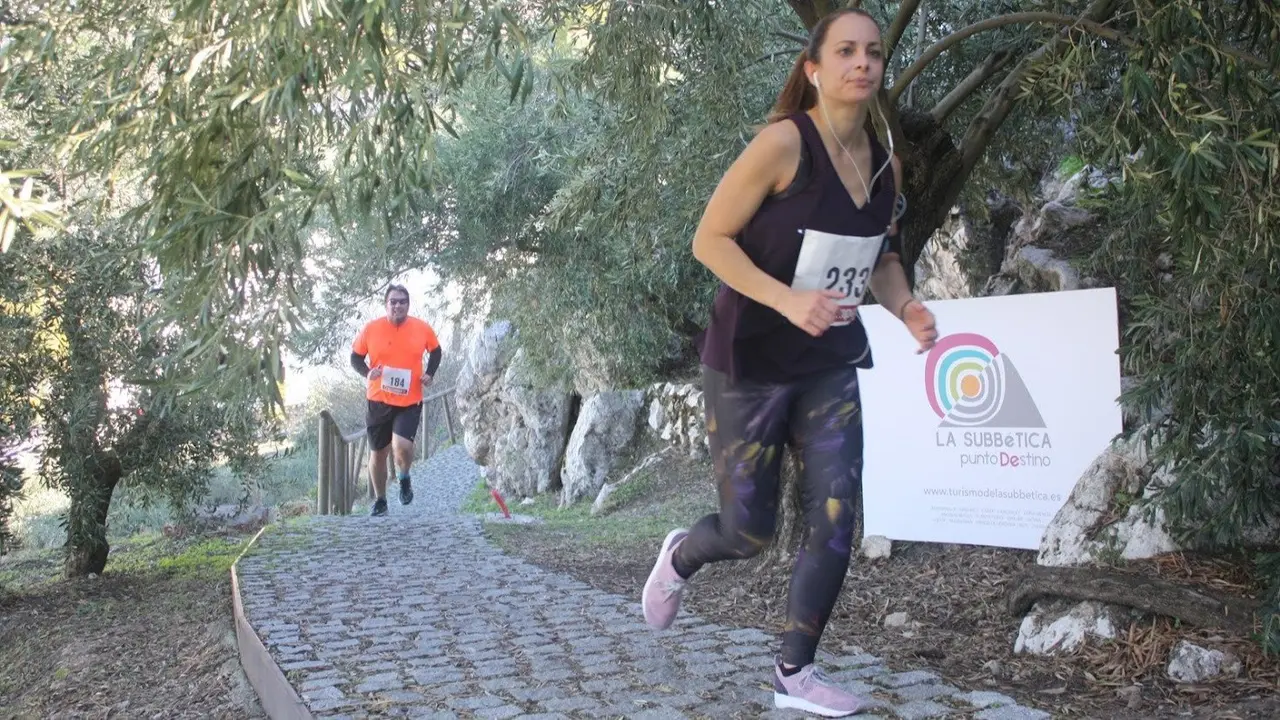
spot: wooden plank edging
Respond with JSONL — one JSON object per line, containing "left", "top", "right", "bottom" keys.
{"left": 230, "top": 527, "right": 315, "bottom": 720}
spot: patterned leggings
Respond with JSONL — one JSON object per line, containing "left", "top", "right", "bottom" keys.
{"left": 672, "top": 364, "right": 863, "bottom": 668}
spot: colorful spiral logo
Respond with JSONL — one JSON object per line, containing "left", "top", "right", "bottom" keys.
{"left": 924, "top": 333, "right": 1003, "bottom": 424}
{"left": 923, "top": 332, "right": 1046, "bottom": 428}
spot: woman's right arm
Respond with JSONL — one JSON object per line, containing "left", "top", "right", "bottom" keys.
{"left": 692, "top": 122, "right": 842, "bottom": 338}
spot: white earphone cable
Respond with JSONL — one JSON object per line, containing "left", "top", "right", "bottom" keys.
{"left": 813, "top": 75, "right": 894, "bottom": 204}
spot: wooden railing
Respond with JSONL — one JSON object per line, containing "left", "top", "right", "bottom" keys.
{"left": 316, "top": 386, "right": 459, "bottom": 515}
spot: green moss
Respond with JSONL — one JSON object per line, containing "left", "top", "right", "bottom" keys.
{"left": 1057, "top": 154, "right": 1086, "bottom": 178}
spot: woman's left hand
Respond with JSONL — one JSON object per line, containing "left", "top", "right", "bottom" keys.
{"left": 901, "top": 299, "right": 938, "bottom": 354}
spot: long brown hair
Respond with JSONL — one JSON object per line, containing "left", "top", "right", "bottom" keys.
{"left": 767, "top": 8, "right": 879, "bottom": 124}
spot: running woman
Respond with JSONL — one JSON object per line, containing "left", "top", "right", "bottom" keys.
{"left": 350, "top": 284, "right": 443, "bottom": 517}
{"left": 640, "top": 9, "right": 938, "bottom": 717}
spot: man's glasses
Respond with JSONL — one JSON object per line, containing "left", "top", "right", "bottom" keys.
{"left": 388, "top": 299, "right": 409, "bottom": 306}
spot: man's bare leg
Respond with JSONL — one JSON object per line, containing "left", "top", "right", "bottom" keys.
{"left": 369, "top": 444, "right": 391, "bottom": 514}
{"left": 392, "top": 433, "right": 415, "bottom": 505}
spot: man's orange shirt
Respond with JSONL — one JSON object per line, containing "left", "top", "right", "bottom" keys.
{"left": 352, "top": 317, "right": 441, "bottom": 406}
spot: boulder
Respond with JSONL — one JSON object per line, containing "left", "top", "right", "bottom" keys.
{"left": 561, "top": 390, "right": 645, "bottom": 505}
{"left": 455, "top": 322, "right": 573, "bottom": 497}
{"left": 1166, "top": 641, "right": 1242, "bottom": 683}
{"left": 1038, "top": 432, "right": 1179, "bottom": 567}
{"left": 644, "top": 381, "right": 708, "bottom": 457}
{"left": 1014, "top": 600, "right": 1129, "bottom": 655}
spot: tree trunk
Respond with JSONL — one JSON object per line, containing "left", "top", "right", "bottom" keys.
{"left": 759, "top": 449, "right": 805, "bottom": 569}
{"left": 752, "top": 447, "right": 868, "bottom": 571}
{"left": 64, "top": 464, "right": 121, "bottom": 578}
{"left": 897, "top": 108, "right": 964, "bottom": 287}
{"left": 787, "top": 0, "right": 841, "bottom": 31}
{"left": 1007, "top": 566, "right": 1261, "bottom": 636}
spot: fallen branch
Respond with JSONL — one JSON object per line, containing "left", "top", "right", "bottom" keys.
{"left": 1006, "top": 565, "right": 1261, "bottom": 636}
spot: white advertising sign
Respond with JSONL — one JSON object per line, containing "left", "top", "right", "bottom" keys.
{"left": 859, "top": 288, "right": 1122, "bottom": 550}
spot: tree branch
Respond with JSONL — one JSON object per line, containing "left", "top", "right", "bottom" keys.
{"left": 929, "top": 50, "right": 1014, "bottom": 124}
{"left": 744, "top": 48, "right": 803, "bottom": 74}
{"left": 772, "top": 29, "right": 809, "bottom": 47}
{"left": 787, "top": 0, "right": 840, "bottom": 31}
{"left": 943, "top": 0, "right": 1123, "bottom": 207}
{"left": 884, "top": 0, "right": 923, "bottom": 64}
{"left": 889, "top": 11, "right": 1126, "bottom": 105}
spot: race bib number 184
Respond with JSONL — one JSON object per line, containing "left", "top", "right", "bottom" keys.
{"left": 791, "top": 228, "right": 884, "bottom": 326}
{"left": 381, "top": 367, "right": 412, "bottom": 395}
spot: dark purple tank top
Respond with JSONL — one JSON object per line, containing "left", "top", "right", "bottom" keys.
{"left": 696, "top": 112, "right": 896, "bottom": 384}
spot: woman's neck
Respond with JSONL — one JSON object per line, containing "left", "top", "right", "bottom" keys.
{"left": 808, "top": 102, "right": 869, "bottom": 152}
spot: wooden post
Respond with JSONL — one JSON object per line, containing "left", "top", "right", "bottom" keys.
{"left": 443, "top": 393, "right": 457, "bottom": 446}
{"left": 317, "top": 415, "right": 331, "bottom": 516}
{"left": 334, "top": 438, "right": 346, "bottom": 516}
{"left": 418, "top": 403, "right": 427, "bottom": 461}
{"left": 348, "top": 436, "right": 365, "bottom": 513}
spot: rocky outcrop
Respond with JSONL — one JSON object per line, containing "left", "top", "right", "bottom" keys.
{"left": 1037, "top": 431, "right": 1179, "bottom": 567}
{"left": 560, "top": 390, "right": 645, "bottom": 505}
{"left": 645, "top": 382, "right": 707, "bottom": 456}
{"left": 457, "top": 321, "right": 660, "bottom": 504}
{"left": 455, "top": 321, "right": 573, "bottom": 498}
{"left": 914, "top": 193, "right": 1021, "bottom": 301}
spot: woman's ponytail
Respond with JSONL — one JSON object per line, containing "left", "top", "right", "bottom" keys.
{"left": 766, "top": 51, "right": 817, "bottom": 124}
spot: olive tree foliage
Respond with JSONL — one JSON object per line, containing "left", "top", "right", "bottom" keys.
{"left": 0, "top": 243, "right": 36, "bottom": 557}
{"left": 1, "top": 0, "right": 543, "bottom": 407}
{"left": 0, "top": 228, "right": 273, "bottom": 577}
{"left": 1044, "top": 0, "right": 1280, "bottom": 650}
{"left": 2, "top": 10, "right": 276, "bottom": 573}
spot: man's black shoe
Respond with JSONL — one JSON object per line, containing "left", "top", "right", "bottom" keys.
{"left": 399, "top": 477, "right": 414, "bottom": 506}
{"left": 371, "top": 497, "right": 388, "bottom": 516}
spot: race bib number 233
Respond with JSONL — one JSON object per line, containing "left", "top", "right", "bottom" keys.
{"left": 791, "top": 228, "right": 884, "bottom": 326}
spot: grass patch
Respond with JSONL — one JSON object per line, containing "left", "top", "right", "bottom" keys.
{"left": 0, "top": 531, "right": 253, "bottom": 593}
{"left": 467, "top": 448, "right": 715, "bottom": 552}
{"left": 461, "top": 480, "right": 496, "bottom": 515}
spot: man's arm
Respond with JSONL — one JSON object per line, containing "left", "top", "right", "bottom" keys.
{"left": 424, "top": 347, "right": 442, "bottom": 377}
{"left": 351, "top": 352, "right": 371, "bottom": 377}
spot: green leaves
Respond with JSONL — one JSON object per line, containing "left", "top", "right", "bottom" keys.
{"left": 2, "top": 0, "right": 544, "bottom": 408}
{"left": 1066, "top": 0, "right": 1280, "bottom": 652}
{"left": 0, "top": 164, "right": 62, "bottom": 253}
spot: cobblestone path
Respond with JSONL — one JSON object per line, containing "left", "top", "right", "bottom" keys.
{"left": 236, "top": 446, "right": 1050, "bottom": 720}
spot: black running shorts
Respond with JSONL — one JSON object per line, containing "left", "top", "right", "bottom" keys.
{"left": 366, "top": 401, "right": 422, "bottom": 451}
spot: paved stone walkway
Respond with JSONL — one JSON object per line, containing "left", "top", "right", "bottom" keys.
{"left": 236, "top": 446, "right": 1050, "bottom": 719}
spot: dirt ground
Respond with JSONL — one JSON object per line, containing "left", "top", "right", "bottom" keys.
{"left": 483, "top": 449, "right": 1280, "bottom": 720}
{"left": 0, "top": 532, "right": 264, "bottom": 720}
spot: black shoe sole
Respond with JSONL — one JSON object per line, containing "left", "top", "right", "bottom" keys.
{"left": 400, "top": 493, "right": 413, "bottom": 505}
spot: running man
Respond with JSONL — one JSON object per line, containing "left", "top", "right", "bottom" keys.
{"left": 640, "top": 8, "right": 937, "bottom": 717}
{"left": 350, "top": 284, "right": 443, "bottom": 517}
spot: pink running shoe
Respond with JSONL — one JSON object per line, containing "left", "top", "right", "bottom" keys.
{"left": 641, "top": 528, "right": 689, "bottom": 630}
{"left": 773, "top": 659, "right": 875, "bottom": 717}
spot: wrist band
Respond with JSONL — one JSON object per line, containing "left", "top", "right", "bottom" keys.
{"left": 896, "top": 297, "right": 915, "bottom": 320}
